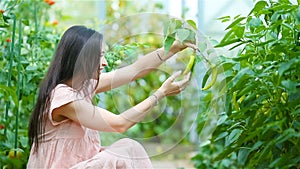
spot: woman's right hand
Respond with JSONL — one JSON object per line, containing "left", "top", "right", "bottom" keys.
{"left": 158, "top": 71, "right": 191, "bottom": 97}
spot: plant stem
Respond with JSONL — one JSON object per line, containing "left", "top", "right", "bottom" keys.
{"left": 195, "top": 48, "right": 211, "bottom": 65}
{"left": 34, "top": 2, "right": 38, "bottom": 59}
{"left": 14, "top": 18, "right": 22, "bottom": 153}
{"left": 4, "top": 14, "right": 16, "bottom": 136}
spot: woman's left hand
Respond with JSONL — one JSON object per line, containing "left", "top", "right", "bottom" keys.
{"left": 169, "top": 40, "right": 197, "bottom": 53}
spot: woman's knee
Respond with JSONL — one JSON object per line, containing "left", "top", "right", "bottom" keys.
{"left": 118, "top": 138, "right": 143, "bottom": 148}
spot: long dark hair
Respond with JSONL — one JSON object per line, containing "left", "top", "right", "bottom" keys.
{"left": 29, "top": 25, "right": 103, "bottom": 151}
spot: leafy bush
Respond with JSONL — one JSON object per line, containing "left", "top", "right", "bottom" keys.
{"left": 192, "top": 0, "right": 300, "bottom": 168}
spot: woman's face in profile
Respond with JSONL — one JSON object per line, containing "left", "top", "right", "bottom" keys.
{"left": 94, "top": 43, "right": 108, "bottom": 79}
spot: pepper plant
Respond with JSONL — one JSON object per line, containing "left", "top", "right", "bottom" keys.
{"left": 192, "top": 0, "right": 300, "bottom": 168}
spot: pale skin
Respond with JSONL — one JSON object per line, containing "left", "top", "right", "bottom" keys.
{"left": 52, "top": 41, "right": 196, "bottom": 133}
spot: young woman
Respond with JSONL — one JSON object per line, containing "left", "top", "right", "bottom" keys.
{"left": 27, "top": 25, "right": 194, "bottom": 168}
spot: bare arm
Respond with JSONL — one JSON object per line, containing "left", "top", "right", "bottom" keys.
{"left": 53, "top": 71, "right": 190, "bottom": 133}
{"left": 96, "top": 42, "right": 196, "bottom": 93}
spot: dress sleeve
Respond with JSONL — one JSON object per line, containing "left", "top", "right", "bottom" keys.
{"left": 48, "top": 80, "right": 97, "bottom": 126}
{"left": 48, "top": 84, "right": 79, "bottom": 126}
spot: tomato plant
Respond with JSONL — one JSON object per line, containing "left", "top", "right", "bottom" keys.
{"left": 0, "top": 1, "right": 61, "bottom": 168}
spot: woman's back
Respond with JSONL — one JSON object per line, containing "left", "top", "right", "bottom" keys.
{"left": 27, "top": 83, "right": 101, "bottom": 168}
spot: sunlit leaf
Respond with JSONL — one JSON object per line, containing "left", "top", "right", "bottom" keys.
{"left": 176, "top": 28, "right": 190, "bottom": 43}
{"left": 217, "top": 16, "right": 231, "bottom": 23}
{"left": 215, "top": 38, "right": 240, "bottom": 48}
{"left": 225, "top": 17, "right": 246, "bottom": 30}
{"left": 186, "top": 19, "right": 197, "bottom": 30}
{"left": 248, "top": 1, "right": 268, "bottom": 16}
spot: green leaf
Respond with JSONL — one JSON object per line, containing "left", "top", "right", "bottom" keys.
{"left": 185, "top": 29, "right": 196, "bottom": 43}
{"left": 249, "top": 17, "right": 262, "bottom": 28}
{"left": 225, "top": 17, "right": 246, "bottom": 30}
{"left": 217, "top": 113, "right": 228, "bottom": 126}
{"left": 218, "top": 29, "right": 234, "bottom": 44}
{"left": 225, "top": 129, "right": 243, "bottom": 146}
{"left": 232, "top": 25, "right": 245, "bottom": 38}
{"left": 0, "top": 85, "right": 18, "bottom": 105}
{"left": 206, "top": 48, "right": 215, "bottom": 56}
{"left": 186, "top": 19, "right": 197, "bottom": 30}
{"left": 238, "top": 148, "right": 250, "bottom": 165}
{"left": 168, "top": 21, "right": 176, "bottom": 34}
{"left": 20, "top": 136, "right": 28, "bottom": 147}
{"left": 281, "top": 80, "right": 298, "bottom": 93}
{"left": 275, "top": 128, "right": 300, "bottom": 144}
{"left": 164, "top": 20, "right": 178, "bottom": 36}
{"left": 22, "top": 19, "right": 29, "bottom": 26}
{"left": 269, "top": 158, "right": 282, "bottom": 168}
{"left": 168, "top": 18, "right": 183, "bottom": 35}
{"left": 164, "top": 36, "right": 175, "bottom": 53}
{"left": 248, "top": 1, "right": 268, "bottom": 16}
{"left": 26, "top": 65, "right": 38, "bottom": 71}
{"left": 220, "top": 62, "right": 236, "bottom": 72}
{"left": 0, "top": 13, "right": 6, "bottom": 25}
{"left": 217, "top": 16, "right": 230, "bottom": 20}
{"left": 173, "top": 18, "right": 183, "bottom": 28}
{"left": 176, "top": 28, "right": 190, "bottom": 43}
{"left": 163, "top": 22, "right": 168, "bottom": 36}
{"left": 250, "top": 141, "right": 264, "bottom": 152}
{"left": 21, "top": 48, "right": 29, "bottom": 55}
{"left": 282, "top": 22, "right": 294, "bottom": 31}
{"left": 270, "top": 4, "right": 295, "bottom": 13}
{"left": 278, "top": 59, "right": 296, "bottom": 76}
{"left": 229, "top": 41, "right": 246, "bottom": 50}
{"left": 198, "top": 42, "right": 207, "bottom": 51}
{"left": 229, "top": 68, "right": 254, "bottom": 92}
{"left": 238, "top": 83, "right": 257, "bottom": 97}
{"left": 215, "top": 146, "right": 235, "bottom": 161}
{"left": 0, "top": 15, "right": 9, "bottom": 27}
{"left": 217, "top": 16, "right": 231, "bottom": 23}
{"left": 214, "top": 131, "right": 229, "bottom": 141}
{"left": 215, "top": 38, "right": 240, "bottom": 48}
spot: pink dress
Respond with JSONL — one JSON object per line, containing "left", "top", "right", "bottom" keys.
{"left": 27, "top": 82, "right": 153, "bottom": 169}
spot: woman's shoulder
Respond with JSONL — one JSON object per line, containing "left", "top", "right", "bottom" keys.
{"left": 53, "top": 83, "right": 75, "bottom": 92}
{"left": 50, "top": 84, "right": 76, "bottom": 99}
{"left": 53, "top": 79, "right": 97, "bottom": 92}
{"left": 51, "top": 79, "right": 97, "bottom": 101}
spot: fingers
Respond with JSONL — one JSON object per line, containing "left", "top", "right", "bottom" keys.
{"left": 184, "top": 42, "right": 197, "bottom": 50}
{"left": 163, "top": 71, "right": 191, "bottom": 96}
{"left": 167, "top": 89, "right": 181, "bottom": 96}
{"left": 167, "top": 70, "right": 182, "bottom": 83}
{"left": 176, "top": 72, "right": 191, "bottom": 91}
